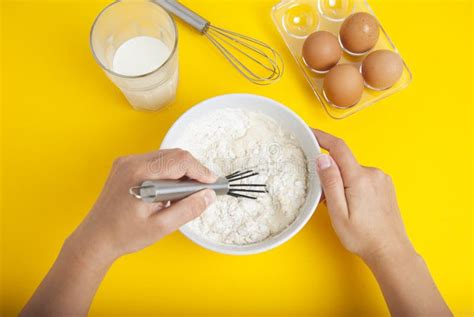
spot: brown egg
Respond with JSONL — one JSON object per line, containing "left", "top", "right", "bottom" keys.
{"left": 302, "top": 31, "right": 342, "bottom": 72}
{"left": 339, "top": 12, "right": 379, "bottom": 54}
{"left": 362, "top": 50, "right": 403, "bottom": 90}
{"left": 323, "top": 64, "right": 364, "bottom": 108}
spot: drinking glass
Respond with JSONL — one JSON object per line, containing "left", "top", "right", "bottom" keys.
{"left": 90, "top": 0, "right": 178, "bottom": 111}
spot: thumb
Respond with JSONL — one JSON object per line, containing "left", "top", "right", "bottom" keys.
{"left": 316, "top": 154, "right": 349, "bottom": 220}
{"left": 151, "top": 189, "right": 216, "bottom": 236}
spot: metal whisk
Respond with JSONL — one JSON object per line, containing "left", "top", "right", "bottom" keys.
{"left": 225, "top": 170, "right": 267, "bottom": 199}
{"left": 155, "top": 0, "right": 284, "bottom": 85}
{"left": 129, "top": 170, "right": 267, "bottom": 203}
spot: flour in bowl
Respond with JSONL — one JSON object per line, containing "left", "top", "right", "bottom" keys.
{"left": 175, "top": 108, "right": 308, "bottom": 245}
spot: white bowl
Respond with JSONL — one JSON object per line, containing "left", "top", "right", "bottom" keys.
{"left": 161, "top": 93, "right": 321, "bottom": 255}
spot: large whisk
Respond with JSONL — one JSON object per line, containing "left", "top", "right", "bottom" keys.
{"left": 129, "top": 170, "right": 267, "bottom": 203}
{"left": 155, "top": 0, "right": 284, "bottom": 85}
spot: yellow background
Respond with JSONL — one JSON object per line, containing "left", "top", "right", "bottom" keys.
{"left": 1, "top": 0, "right": 473, "bottom": 316}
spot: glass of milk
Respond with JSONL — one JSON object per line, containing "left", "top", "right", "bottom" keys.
{"left": 90, "top": 0, "right": 178, "bottom": 111}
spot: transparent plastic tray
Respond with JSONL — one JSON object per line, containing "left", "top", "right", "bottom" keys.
{"left": 271, "top": 0, "right": 412, "bottom": 119}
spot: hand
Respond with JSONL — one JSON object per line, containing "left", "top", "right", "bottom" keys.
{"left": 21, "top": 149, "right": 217, "bottom": 316}
{"left": 313, "top": 130, "right": 452, "bottom": 317}
{"left": 66, "top": 149, "right": 217, "bottom": 269}
{"left": 313, "top": 129, "right": 414, "bottom": 262}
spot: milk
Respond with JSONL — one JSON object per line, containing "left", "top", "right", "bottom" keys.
{"left": 111, "top": 35, "right": 178, "bottom": 111}
{"left": 113, "top": 36, "right": 171, "bottom": 76}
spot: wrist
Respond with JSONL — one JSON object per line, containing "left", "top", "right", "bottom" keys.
{"left": 362, "top": 241, "right": 419, "bottom": 270}
{"left": 63, "top": 226, "right": 119, "bottom": 273}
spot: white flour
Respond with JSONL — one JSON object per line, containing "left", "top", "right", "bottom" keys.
{"left": 175, "top": 109, "right": 308, "bottom": 245}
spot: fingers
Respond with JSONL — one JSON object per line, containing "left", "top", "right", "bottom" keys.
{"left": 151, "top": 189, "right": 216, "bottom": 236}
{"left": 319, "top": 192, "right": 326, "bottom": 203}
{"left": 312, "top": 129, "right": 361, "bottom": 183}
{"left": 316, "top": 154, "right": 349, "bottom": 219}
{"left": 141, "top": 149, "right": 217, "bottom": 183}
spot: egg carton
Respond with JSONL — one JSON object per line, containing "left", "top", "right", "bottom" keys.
{"left": 271, "top": 0, "right": 412, "bottom": 119}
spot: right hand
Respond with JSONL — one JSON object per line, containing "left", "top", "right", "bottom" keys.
{"left": 313, "top": 129, "right": 415, "bottom": 262}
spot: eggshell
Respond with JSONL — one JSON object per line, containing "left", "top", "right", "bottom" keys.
{"left": 362, "top": 50, "right": 403, "bottom": 90}
{"left": 302, "top": 31, "right": 342, "bottom": 72}
{"left": 339, "top": 12, "right": 379, "bottom": 54}
{"left": 323, "top": 64, "right": 364, "bottom": 108}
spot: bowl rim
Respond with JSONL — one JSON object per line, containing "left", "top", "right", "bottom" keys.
{"left": 160, "top": 93, "right": 321, "bottom": 255}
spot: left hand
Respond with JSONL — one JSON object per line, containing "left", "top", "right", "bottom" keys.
{"left": 66, "top": 149, "right": 217, "bottom": 269}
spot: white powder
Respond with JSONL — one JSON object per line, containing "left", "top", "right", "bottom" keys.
{"left": 175, "top": 109, "right": 308, "bottom": 245}
{"left": 113, "top": 36, "right": 170, "bottom": 76}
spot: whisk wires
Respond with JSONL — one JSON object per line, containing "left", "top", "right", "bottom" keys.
{"left": 204, "top": 25, "right": 284, "bottom": 85}
{"left": 226, "top": 170, "right": 267, "bottom": 199}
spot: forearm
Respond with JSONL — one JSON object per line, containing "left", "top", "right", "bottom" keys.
{"left": 20, "top": 237, "right": 114, "bottom": 316}
{"left": 365, "top": 246, "right": 452, "bottom": 317}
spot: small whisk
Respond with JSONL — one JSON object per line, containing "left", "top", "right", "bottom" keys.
{"left": 155, "top": 0, "right": 284, "bottom": 85}
{"left": 129, "top": 170, "right": 267, "bottom": 203}
{"left": 225, "top": 170, "right": 267, "bottom": 199}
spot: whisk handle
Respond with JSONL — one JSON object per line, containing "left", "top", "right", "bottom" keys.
{"left": 129, "top": 177, "right": 228, "bottom": 203}
{"left": 154, "top": 0, "right": 209, "bottom": 33}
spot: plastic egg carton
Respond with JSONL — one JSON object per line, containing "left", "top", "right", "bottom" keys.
{"left": 271, "top": 0, "right": 412, "bottom": 119}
